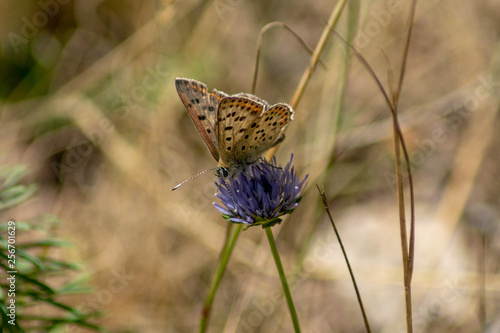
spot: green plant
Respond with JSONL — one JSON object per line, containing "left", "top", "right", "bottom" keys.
{"left": 0, "top": 165, "right": 102, "bottom": 332}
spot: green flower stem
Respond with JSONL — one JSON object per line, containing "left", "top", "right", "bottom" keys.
{"left": 265, "top": 227, "right": 301, "bottom": 333}
{"left": 199, "top": 224, "right": 242, "bottom": 333}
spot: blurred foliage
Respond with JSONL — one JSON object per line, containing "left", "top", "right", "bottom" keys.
{"left": 0, "top": 165, "right": 101, "bottom": 332}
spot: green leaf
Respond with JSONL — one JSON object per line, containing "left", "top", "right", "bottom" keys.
{"left": 19, "top": 239, "right": 73, "bottom": 249}
{"left": 0, "top": 165, "right": 29, "bottom": 191}
{"left": 0, "top": 184, "right": 38, "bottom": 210}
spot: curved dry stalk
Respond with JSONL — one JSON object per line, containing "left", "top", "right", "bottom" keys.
{"left": 252, "top": 21, "right": 327, "bottom": 95}
{"left": 331, "top": 31, "right": 416, "bottom": 280}
{"left": 265, "top": 0, "right": 348, "bottom": 161}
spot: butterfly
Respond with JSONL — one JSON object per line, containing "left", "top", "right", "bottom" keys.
{"left": 174, "top": 78, "right": 294, "bottom": 180}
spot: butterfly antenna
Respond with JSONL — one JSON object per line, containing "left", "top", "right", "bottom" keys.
{"left": 171, "top": 167, "right": 218, "bottom": 191}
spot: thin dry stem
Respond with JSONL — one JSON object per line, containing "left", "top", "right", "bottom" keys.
{"left": 380, "top": 48, "right": 395, "bottom": 101}
{"left": 394, "top": 0, "right": 418, "bottom": 107}
{"left": 396, "top": 4, "right": 418, "bottom": 331}
{"left": 333, "top": 0, "right": 418, "bottom": 330}
{"left": 317, "top": 185, "right": 372, "bottom": 333}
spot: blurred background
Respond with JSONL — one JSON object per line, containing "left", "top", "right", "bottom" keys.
{"left": 1, "top": 0, "right": 500, "bottom": 332}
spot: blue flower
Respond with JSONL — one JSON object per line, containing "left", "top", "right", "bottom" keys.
{"left": 213, "top": 155, "right": 308, "bottom": 228}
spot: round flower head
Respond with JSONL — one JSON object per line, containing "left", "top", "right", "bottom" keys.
{"left": 214, "top": 155, "right": 308, "bottom": 228}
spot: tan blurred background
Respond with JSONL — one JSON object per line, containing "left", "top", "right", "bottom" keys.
{"left": 1, "top": 0, "right": 500, "bottom": 332}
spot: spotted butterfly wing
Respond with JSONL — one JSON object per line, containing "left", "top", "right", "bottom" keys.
{"left": 216, "top": 96, "right": 294, "bottom": 172}
{"left": 175, "top": 78, "right": 228, "bottom": 161}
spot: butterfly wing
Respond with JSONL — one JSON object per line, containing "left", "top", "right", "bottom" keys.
{"left": 236, "top": 103, "right": 294, "bottom": 160}
{"left": 175, "top": 78, "right": 228, "bottom": 161}
{"left": 216, "top": 96, "right": 294, "bottom": 169}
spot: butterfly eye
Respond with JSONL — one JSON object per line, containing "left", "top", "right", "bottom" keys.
{"left": 217, "top": 167, "right": 229, "bottom": 179}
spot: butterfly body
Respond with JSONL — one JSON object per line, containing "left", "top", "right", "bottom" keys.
{"left": 175, "top": 78, "right": 294, "bottom": 177}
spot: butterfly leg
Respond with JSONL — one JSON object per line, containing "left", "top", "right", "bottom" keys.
{"left": 221, "top": 177, "right": 239, "bottom": 215}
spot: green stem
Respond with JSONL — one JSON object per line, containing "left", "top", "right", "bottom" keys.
{"left": 199, "top": 224, "right": 242, "bottom": 333}
{"left": 265, "top": 227, "right": 301, "bottom": 333}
